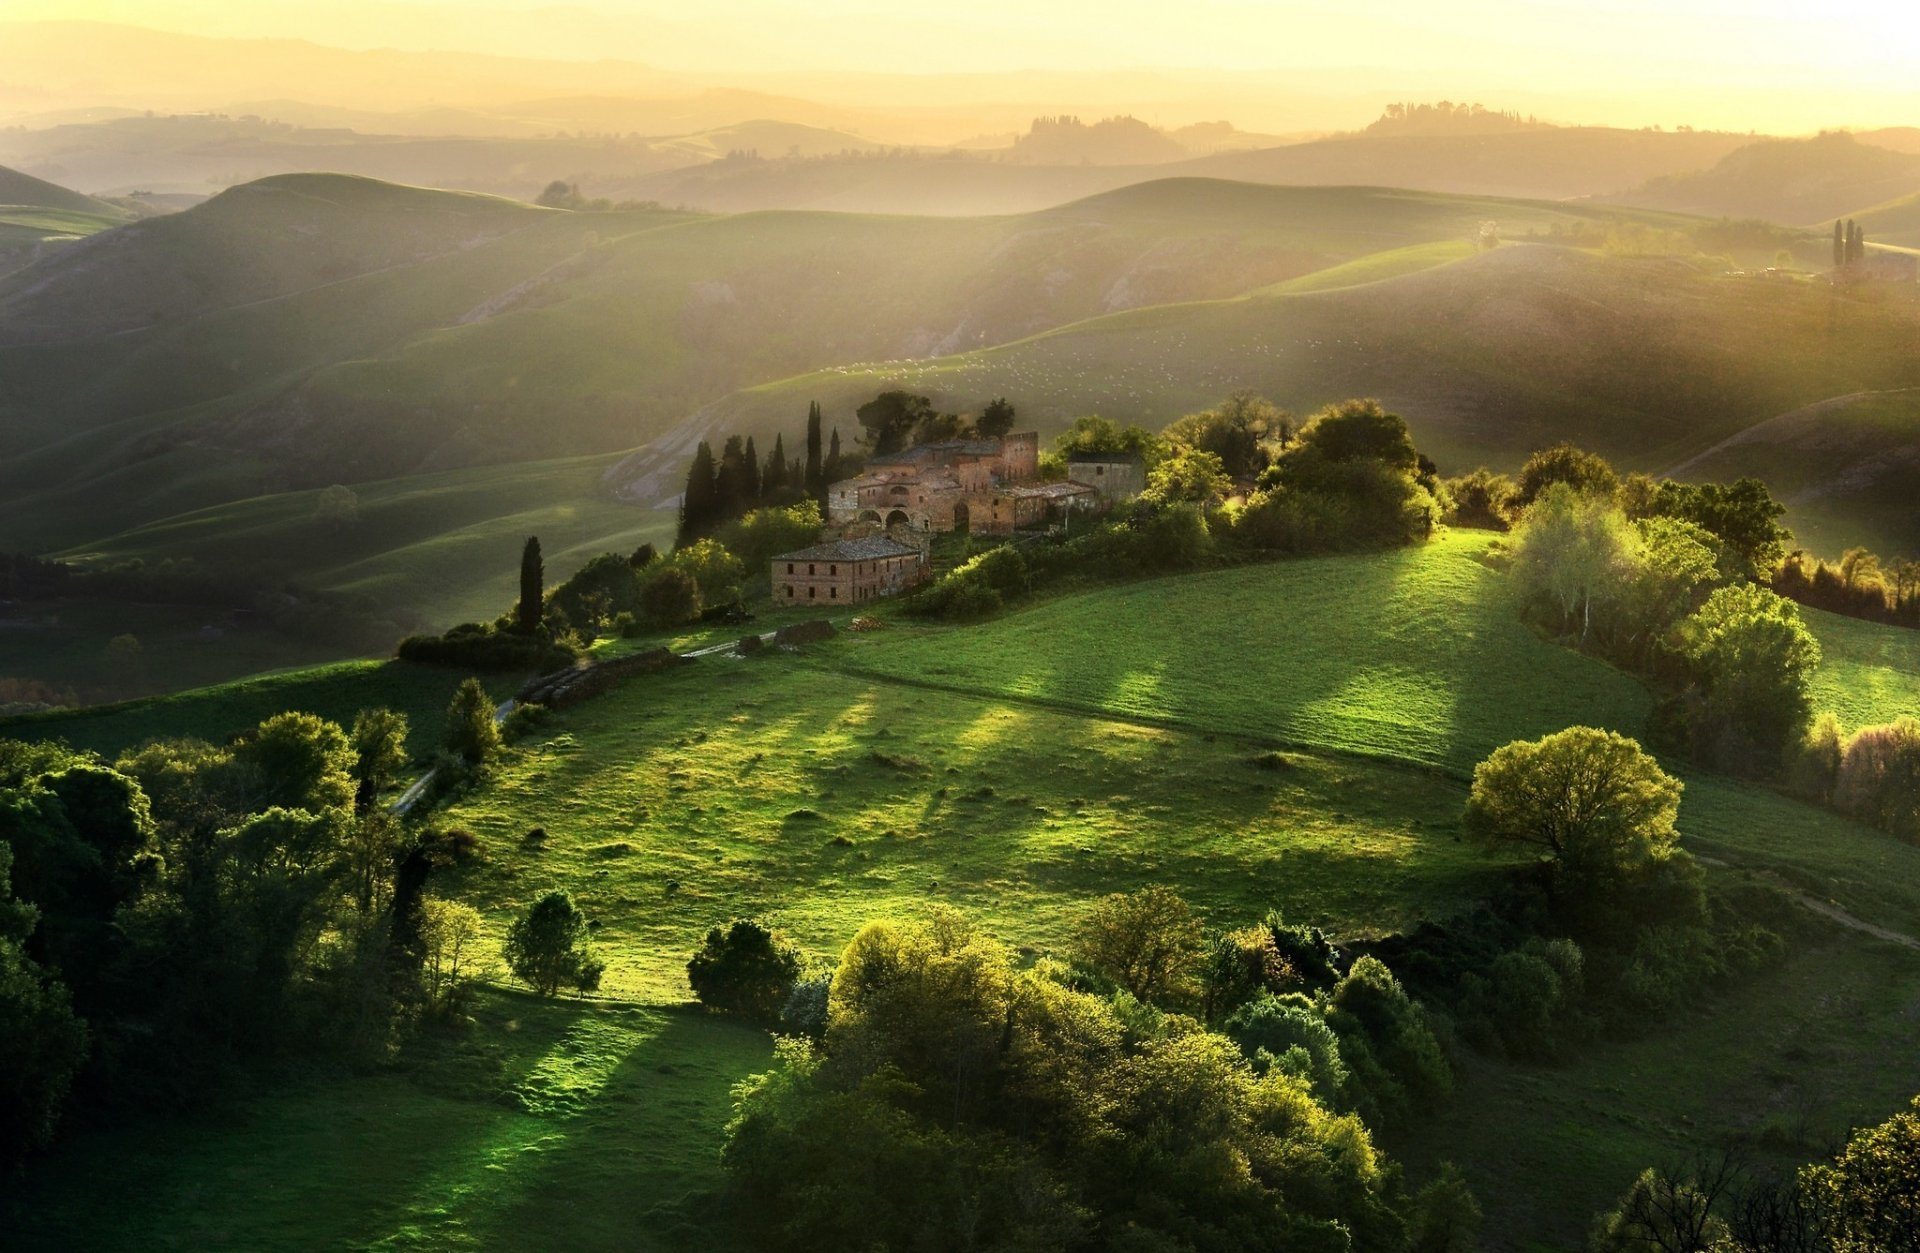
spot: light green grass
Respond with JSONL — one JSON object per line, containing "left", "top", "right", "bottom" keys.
{"left": 1270, "top": 239, "right": 1477, "bottom": 293}
{"left": 829, "top": 530, "right": 1652, "bottom": 775}
{"left": 8, "top": 537, "right": 1920, "bottom": 1249}
{"left": 1805, "top": 602, "right": 1920, "bottom": 731}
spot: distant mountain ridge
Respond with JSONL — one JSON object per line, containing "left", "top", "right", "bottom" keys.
{"left": 1604, "top": 131, "right": 1920, "bottom": 225}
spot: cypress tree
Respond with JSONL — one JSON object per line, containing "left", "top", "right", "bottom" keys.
{"left": 678, "top": 441, "right": 719, "bottom": 545}
{"left": 715, "top": 436, "right": 750, "bottom": 520}
{"left": 804, "top": 401, "right": 824, "bottom": 498}
{"left": 763, "top": 433, "right": 788, "bottom": 495}
{"left": 825, "top": 427, "right": 844, "bottom": 489}
{"left": 743, "top": 435, "right": 762, "bottom": 502}
{"left": 1834, "top": 219, "right": 1846, "bottom": 268}
{"left": 516, "top": 536, "right": 543, "bottom": 634}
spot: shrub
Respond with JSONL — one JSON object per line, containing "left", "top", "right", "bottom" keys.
{"left": 1681, "top": 583, "right": 1821, "bottom": 771}
{"left": 500, "top": 701, "right": 552, "bottom": 743}
{"left": 686, "top": 918, "right": 803, "bottom": 1022}
{"left": 396, "top": 628, "right": 574, "bottom": 672}
{"left": 639, "top": 566, "right": 702, "bottom": 627}
{"left": 779, "top": 973, "right": 832, "bottom": 1039}
{"left": 1324, "top": 955, "right": 1452, "bottom": 1128}
{"left": 1200, "top": 925, "right": 1295, "bottom": 1021}
{"left": 1835, "top": 717, "right": 1920, "bottom": 840}
{"left": 1441, "top": 468, "right": 1517, "bottom": 529}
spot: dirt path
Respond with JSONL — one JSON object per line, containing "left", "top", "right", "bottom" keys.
{"left": 1695, "top": 853, "right": 1919, "bottom": 950}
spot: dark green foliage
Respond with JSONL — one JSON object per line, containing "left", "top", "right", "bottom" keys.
{"left": 443, "top": 678, "right": 500, "bottom": 767}
{"left": 0, "top": 927, "right": 87, "bottom": 1164}
{"left": 515, "top": 536, "right": 542, "bottom": 635}
{"left": 503, "top": 890, "right": 604, "bottom": 996}
{"left": 723, "top": 909, "right": 1405, "bottom": 1253}
{"left": 395, "top": 625, "right": 575, "bottom": 672}
{"left": 804, "top": 401, "right": 825, "bottom": 502}
{"left": 1802, "top": 1094, "right": 1920, "bottom": 1252}
{"left": 1648, "top": 478, "right": 1790, "bottom": 582}
{"left": 678, "top": 440, "right": 721, "bottom": 545}
{"left": 976, "top": 396, "right": 1017, "bottom": 438}
{"left": 715, "top": 501, "right": 822, "bottom": 575}
{"left": 1324, "top": 956, "right": 1452, "bottom": 1130}
{"left": 1441, "top": 468, "right": 1517, "bottom": 530}
{"left": 1513, "top": 443, "right": 1620, "bottom": 509}
{"left": 639, "top": 565, "right": 702, "bottom": 627}
{"left": 1223, "top": 993, "right": 1348, "bottom": 1103}
{"left": 1835, "top": 718, "right": 1920, "bottom": 841}
{"left": 628, "top": 542, "right": 658, "bottom": 569}
{"left": 1200, "top": 925, "right": 1295, "bottom": 1022}
{"left": 1409, "top": 1164, "right": 1484, "bottom": 1253}
{"left": 1161, "top": 391, "right": 1283, "bottom": 480}
{"left": 227, "top": 712, "right": 356, "bottom": 814}
{"left": 855, "top": 390, "right": 935, "bottom": 455}
{"left": 686, "top": 918, "right": 802, "bottom": 1022}
{"left": 761, "top": 432, "right": 789, "bottom": 498}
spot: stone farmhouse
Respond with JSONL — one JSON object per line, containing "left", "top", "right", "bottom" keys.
{"left": 773, "top": 431, "right": 1145, "bottom": 606}
{"left": 1066, "top": 450, "right": 1147, "bottom": 500}
{"left": 772, "top": 535, "right": 928, "bottom": 607}
{"left": 825, "top": 432, "right": 1104, "bottom": 535}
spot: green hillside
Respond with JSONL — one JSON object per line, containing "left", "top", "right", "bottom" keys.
{"left": 1667, "top": 388, "right": 1920, "bottom": 553}
{"left": 0, "top": 162, "right": 122, "bottom": 216}
{"left": 701, "top": 241, "right": 1920, "bottom": 480}
{"left": 0, "top": 176, "right": 1710, "bottom": 557}
{"left": 9, "top": 531, "right": 1918, "bottom": 1250}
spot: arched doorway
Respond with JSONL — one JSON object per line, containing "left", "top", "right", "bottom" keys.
{"left": 886, "top": 509, "right": 911, "bottom": 529}
{"left": 951, "top": 501, "right": 970, "bottom": 534}
{"left": 858, "top": 509, "right": 882, "bottom": 523}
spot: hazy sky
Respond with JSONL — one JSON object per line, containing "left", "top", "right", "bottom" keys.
{"left": 12, "top": 1, "right": 1916, "bottom": 80}
{"left": 6, "top": 0, "right": 1920, "bottom": 131}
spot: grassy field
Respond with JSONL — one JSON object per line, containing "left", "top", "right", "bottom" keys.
{"left": 1804, "top": 600, "right": 1920, "bottom": 731}
{"left": 832, "top": 530, "right": 1653, "bottom": 775}
{"left": 0, "top": 660, "right": 524, "bottom": 762}
{"left": 7, "top": 534, "right": 1920, "bottom": 1250}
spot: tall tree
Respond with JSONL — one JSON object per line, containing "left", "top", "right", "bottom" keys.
{"left": 678, "top": 441, "right": 719, "bottom": 545}
{"left": 976, "top": 397, "right": 1017, "bottom": 438}
{"left": 825, "top": 427, "right": 844, "bottom": 486}
{"left": 1834, "top": 219, "right": 1846, "bottom": 268}
{"left": 743, "top": 435, "right": 763, "bottom": 502}
{"left": 763, "top": 433, "right": 789, "bottom": 496}
{"left": 804, "top": 401, "right": 824, "bottom": 499}
{"left": 516, "top": 536, "right": 543, "bottom": 635}
{"left": 715, "top": 436, "right": 752, "bottom": 520}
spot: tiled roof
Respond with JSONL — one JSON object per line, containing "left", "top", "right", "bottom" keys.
{"left": 1010, "top": 481, "right": 1099, "bottom": 499}
{"left": 775, "top": 536, "right": 924, "bottom": 562}
{"left": 869, "top": 438, "right": 1005, "bottom": 465}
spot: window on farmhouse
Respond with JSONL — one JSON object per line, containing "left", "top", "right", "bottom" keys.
{"left": 808, "top": 564, "right": 815, "bottom": 575}
{"left": 808, "top": 587, "right": 816, "bottom": 599}
{"left": 787, "top": 563, "right": 794, "bottom": 573}
{"left": 830, "top": 587, "right": 837, "bottom": 599}
{"left": 830, "top": 564, "right": 837, "bottom": 575}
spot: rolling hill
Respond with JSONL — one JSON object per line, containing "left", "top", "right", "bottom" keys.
{"left": 7, "top": 532, "right": 1917, "bottom": 1249}
{"left": 690, "top": 240, "right": 1920, "bottom": 500}
{"left": 0, "top": 176, "right": 1700, "bottom": 555}
{"left": 1851, "top": 188, "right": 1920, "bottom": 249}
{"left": 612, "top": 126, "right": 1753, "bottom": 216}
{"left": 1605, "top": 131, "right": 1920, "bottom": 226}
{"left": 1667, "top": 389, "right": 1920, "bottom": 553}
{"left": 0, "top": 163, "right": 129, "bottom": 276}
{"left": 0, "top": 112, "right": 884, "bottom": 201}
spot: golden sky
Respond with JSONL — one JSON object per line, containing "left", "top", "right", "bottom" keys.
{"left": 6, "top": 0, "right": 1920, "bottom": 131}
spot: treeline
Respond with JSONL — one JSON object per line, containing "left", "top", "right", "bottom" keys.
{"left": 1365, "top": 101, "right": 1552, "bottom": 136}
{"left": 1774, "top": 546, "right": 1920, "bottom": 628}
{"left": 909, "top": 396, "right": 1437, "bottom": 620}
{"left": 679, "top": 402, "right": 844, "bottom": 545}
{"left": 0, "top": 683, "right": 523, "bottom": 1163}
{"left": 677, "top": 392, "right": 1021, "bottom": 544}
{"left": 1461, "top": 444, "right": 1920, "bottom": 842}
